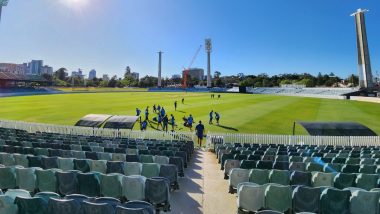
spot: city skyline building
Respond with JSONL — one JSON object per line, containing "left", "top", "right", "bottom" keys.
{"left": 89, "top": 69, "right": 96, "bottom": 80}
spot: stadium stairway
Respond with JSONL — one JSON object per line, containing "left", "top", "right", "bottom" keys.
{"left": 168, "top": 149, "right": 236, "bottom": 213}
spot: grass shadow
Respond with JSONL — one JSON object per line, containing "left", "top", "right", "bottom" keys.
{"left": 216, "top": 125, "right": 239, "bottom": 132}
{"left": 176, "top": 110, "right": 187, "bottom": 113}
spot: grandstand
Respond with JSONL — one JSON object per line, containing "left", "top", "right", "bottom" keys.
{"left": 249, "top": 87, "right": 359, "bottom": 99}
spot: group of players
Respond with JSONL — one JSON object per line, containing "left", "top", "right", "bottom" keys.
{"left": 135, "top": 96, "right": 221, "bottom": 147}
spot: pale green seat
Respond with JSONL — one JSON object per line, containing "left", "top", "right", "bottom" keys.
{"left": 100, "top": 173, "right": 122, "bottom": 198}
{"left": 0, "top": 166, "right": 16, "bottom": 189}
{"left": 90, "top": 146, "right": 104, "bottom": 153}
{"left": 127, "top": 149, "right": 139, "bottom": 155}
{"left": 90, "top": 160, "right": 107, "bottom": 174}
{"left": 57, "top": 158, "right": 74, "bottom": 171}
{"left": 350, "top": 190, "right": 380, "bottom": 214}
{"left": 124, "top": 162, "right": 142, "bottom": 176}
{"left": 249, "top": 169, "right": 269, "bottom": 185}
{"left": 112, "top": 154, "right": 126, "bottom": 162}
{"left": 4, "top": 189, "right": 31, "bottom": 200}
{"left": 237, "top": 182, "right": 265, "bottom": 212}
{"left": 269, "top": 169, "right": 290, "bottom": 185}
{"left": 312, "top": 172, "right": 335, "bottom": 187}
{"left": 15, "top": 167, "right": 39, "bottom": 192}
{"left": 35, "top": 168, "right": 59, "bottom": 192}
{"left": 306, "top": 162, "right": 324, "bottom": 172}
{"left": 122, "top": 175, "right": 146, "bottom": 201}
{"left": 13, "top": 154, "right": 29, "bottom": 168}
{"left": 72, "top": 151, "right": 86, "bottom": 159}
{"left": 0, "top": 195, "right": 18, "bottom": 214}
{"left": 356, "top": 174, "right": 379, "bottom": 191}
{"left": 97, "top": 153, "right": 112, "bottom": 161}
{"left": 0, "top": 153, "right": 15, "bottom": 166}
{"left": 140, "top": 155, "right": 154, "bottom": 163}
{"left": 141, "top": 163, "right": 160, "bottom": 178}
{"left": 229, "top": 168, "right": 250, "bottom": 191}
{"left": 70, "top": 145, "right": 82, "bottom": 151}
{"left": 153, "top": 156, "right": 169, "bottom": 165}
{"left": 265, "top": 184, "right": 292, "bottom": 213}
{"left": 34, "top": 148, "right": 49, "bottom": 156}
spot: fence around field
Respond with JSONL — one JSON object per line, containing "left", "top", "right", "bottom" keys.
{"left": 0, "top": 120, "right": 195, "bottom": 142}
{"left": 206, "top": 132, "right": 380, "bottom": 149}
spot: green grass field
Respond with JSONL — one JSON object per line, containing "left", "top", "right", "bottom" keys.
{"left": 1, "top": 92, "right": 380, "bottom": 135}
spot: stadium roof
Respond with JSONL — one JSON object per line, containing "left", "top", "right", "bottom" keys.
{"left": 297, "top": 121, "right": 377, "bottom": 136}
{"left": 103, "top": 115, "right": 139, "bottom": 129}
{"left": 75, "top": 114, "right": 112, "bottom": 128}
{"left": 0, "top": 72, "right": 49, "bottom": 82}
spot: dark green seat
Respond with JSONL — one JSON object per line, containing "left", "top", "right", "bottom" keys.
{"left": 77, "top": 172, "right": 101, "bottom": 197}
{"left": 356, "top": 174, "right": 379, "bottom": 191}
{"left": 269, "top": 169, "right": 290, "bottom": 185}
{"left": 320, "top": 188, "right": 351, "bottom": 214}
{"left": 73, "top": 159, "right": 90, "bottom": 173}
{"left": 240, "top": 160, "right": 256, "bottom": 169}
{"left": 341, "top": 164, "right": 360, "bottom": 173}
{"left": 292, "top": 186, "right": 322, "bottom": 213}
{"left": 0, "top": 166, "right": 16, "bottom": 189}
{"left": 265, "top": 184, "right": 292, "bottom": 213}
{"left": 249, "top": 169, "right": 269, "bottom": 185}
{"left": 334, "top": 173, "right": 356, "bottom": 189}
{"left": 359, "top": 164, "right": 376, "bottom": 174}
{"left": 14, "top": 196, "right": 48, "bottom": 214}
{"left": 290, "top": 171, "right": 311, "bottom": 186}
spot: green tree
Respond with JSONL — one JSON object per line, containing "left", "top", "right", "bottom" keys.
{"left": 54, "top": 68, "right": 67, "bottom": 81}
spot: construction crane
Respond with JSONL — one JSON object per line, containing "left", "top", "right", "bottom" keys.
{"left": 183, "top": 45, "right": 202, "bottom": 88}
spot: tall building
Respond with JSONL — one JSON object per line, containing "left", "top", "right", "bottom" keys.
{"left": 29, "top": 60, "right": 43, "bottom": 75}
{"left": 182, "top": 68, "right": 204, "bottom": 81}
{"left": 41, "top": 65, "right": 53, "bottom": 75}
{"left": 71, "top": 69, "right": 84, "bottom": 78}
{"left": 0, "top": 63, "right": 25, "bottom": 75}
{"left": 131, "top": 72, "right": 139, "bottom": 81}
{"left": 103, "top": 74, "right": 109, "bottom": 81}
{"left": 351, "top": 9, "right": 374, "bottom": 89}
{"left": 89, "top": 69, "right": 96, "bottom": 80}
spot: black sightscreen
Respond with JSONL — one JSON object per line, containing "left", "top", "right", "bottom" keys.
{"left": 298, "top": 122, "right": 377, "bottom": 136}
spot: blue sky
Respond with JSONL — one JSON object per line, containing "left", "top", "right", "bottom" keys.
{"left": 0, "top": 0, "right": 379, "bottom": 79}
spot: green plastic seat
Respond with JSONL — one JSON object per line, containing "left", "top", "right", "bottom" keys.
{"left": 289, "top": 156, "right": 303, "bottom": 162}
{"left": 77, "top": 172, "right": 101, "bottom": 197}
{"left": 122, "top": 175, "right": 146, "bottom": 201}
{"left": 112, "top": 154, "right": 126, "bottom": 162}
{"left": 72, "top": 151, "right": 86, "bottom": 159}
{"left": 289, "top": 162, "right": 306, "bottom": 171}
{"left": 140, "top": 155, "right": 154, "bottom": 163}
{"left": 346, "top": 158, "right": 360, "bottom": 164}
{"left": 249, "top": 169, "right": 269, "bottom": 185}
{"left": 269, "top": 169, "right": 290, "bottom": 185}
{"left": 320, "top": 188, "right": 351, "bottom": 214}
{"left": 0, "top": 195, "right": 18, "bottom": 214}
{"left": 13, "top": 154, "right": 29, "bottom": 168}
{"left": 34, "top": 148, "right": 49, "bottom": 156}
{"left": 35, "top": 169, "right": 59, "bottom": 192}
{"left": 265, "top": 184, "right": 292, "bottom": 213}
{"left": 14, "top": 196, "right": 48, "bottom": 214}
{"left": 153, "top": 156, "right": 169, "bottom": 165}
{"left": 90, "top": 160, "right": 107, "bottom": 174}
{"left": 57, "top": 158, "right": 74, "bottom": 171}
{"left": 100, "top": 173, "right": 122, "bottom": 198}
{"left": 124, "top": 162, "right": 142, "bottom": 176}
{"left": 4, "top": 189, "right": 31, "bottom": 200}
{"left": 312, "top": 172, "right": 335, "bottom": 187}
{"left": 323, "top": 163, "right": 343, "bottom": 173}
{"left": 350, "top": 190, "right": 380, "bottom": 214}
{"left": 237, "top": 182, "right": 265, "bottom": 213}
{"left": 356, "top": 173, "right": 379, "bottom": 191}
{"left": 334, "top": 173, "right": 356, "bottom": 189}
{"left": 141, "top": 163, "right": 160, "bottom": 178}
{"left": 34, "top": 192, "right": 60, "bottom": 203}
{"left": 97, "top": 152, "right": 112, "bottom": 161}
{"left": 306, "top": 162, "right": 324, "bottom": 172}
{"left": 15, "top": 167, "right": 38, "bottom": 192}
{"left": 359, "top": 164, "right": 376, "bottom": 174}
{"left": 0, "top": 153, "right": 15, "bottom": 166}
{"left": 0, "top": 166, "right": 16, "bottom": 189}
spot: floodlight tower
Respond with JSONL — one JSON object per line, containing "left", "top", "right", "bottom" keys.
{"left": 351, "top": 8, "right": 374, "bottom": 89}
{"left": 157, "top": 51, "right": 163, "bottom": 87}
{"left": 0, "top": 0, "right": 10, "bottom": 23}
{"left": 205, "top": 39, "right": 212, "bottom": 88}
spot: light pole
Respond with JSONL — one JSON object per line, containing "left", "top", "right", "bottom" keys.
{"left": 0, "top": 0, "right": 9, "bottom": 23}
{"left": 205, "top": 38, "right": 212, "bottom": 88}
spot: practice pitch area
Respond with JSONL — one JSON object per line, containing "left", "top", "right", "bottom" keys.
{"left": 0, "top": 91, "right": 380, "bottom": 135}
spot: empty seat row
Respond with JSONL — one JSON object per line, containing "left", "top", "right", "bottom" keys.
{"left": 0, "top": 164, "right": 179, "bottom": 195}
{"left": 229, "top": 168, "right": 380, "bottom": 193}
{"left": 0, "top": 189, "right": 157, "bottom": 214}
{"left": 237, "top": 183, "right": 380, "bottom": 214}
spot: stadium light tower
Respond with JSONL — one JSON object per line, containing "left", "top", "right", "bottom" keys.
{"left": 351, "top": 8, "right": 374, "bottom": 89}
{"left": 205, "top": 39, "right": 212, "bottom": 88}
{"left": 0, "top": 0, "right": 9, "bottom": 23}
{"left": 157, "top": 51, "right": 163, "bottom": 87}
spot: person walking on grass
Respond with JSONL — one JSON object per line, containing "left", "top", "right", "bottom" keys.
{"left": 174, "top": 101, "right": 177, "bottom": 111}
{"left": 187, "top": 114, "right": 194, "bottom": 131}
{"left": 141, "top": 120, "right": 148, "bottom": 131}
{"left": 215, "top": 112, "right": 220, "bottom": 125}
{"left": 153, "top": 104, "right": 156, "bottom": 113}
{"left": 160, "top": 107, "right": 165, "bottom": 117}
{"left": 145, "top": 107, "right": 149, "bottom": 121}
{"left": 157, "top": 114, "right": 162, "bottom": 130}
{"left": 170, "top": 114, "right": 175, "bottom": 131}
{"left": 209, "top": 110, "right": 214, "bottom": 124}
{"left": 163, "top": 114, "right": 169, "bottom": 132}
{"left": 195, "top": 120, "right": 205, "bottom": 147}
{"left": 182, "top": 98, "right": 184, "bottom": 104}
